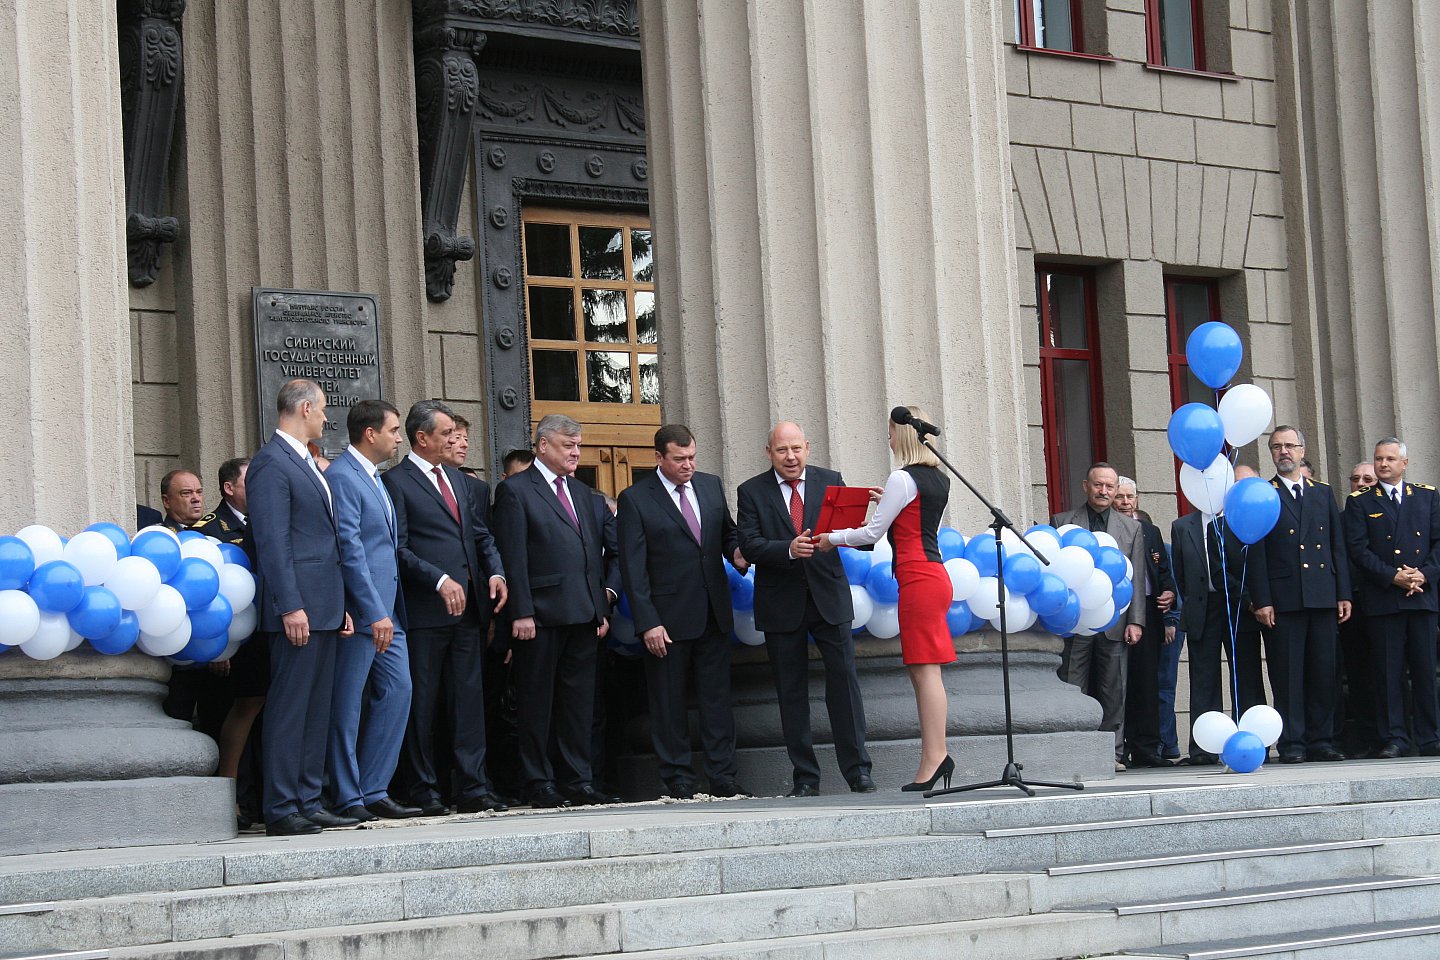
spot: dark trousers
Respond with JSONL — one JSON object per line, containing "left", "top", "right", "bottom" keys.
{"left": 261, "top": 630, "right": 337, "bottom": 823}
{"left": 763, "top": 595, "right": 871, "bottom": 787}
{"left": 511, "top": 621, "right": 597, "bottom": 792}
{"left": 1367, "top": 610, "right": 1439, "bottom": 750}
{"left": 644, "top": 617, "right": 737, "bottom": 784}
{"left": 1337, "top": 611, "right": 1380, "bottom": 752}
{"left": 1158, "top": 630, "right": 1185, "bottom": 756}
{"left": 1187, "top": 593, "right": 1265, "bottom": 753}
{"left": 1123, "top": 600, "right": 1163, "bottom": 758}
{"left": 1060, "top": 634, "right": 1126, "bottom": 743}
{"left": 163, "top": 667, "right": 232, "bottom": 743}
{"left": 1264, "top": 608, "right": 1339, "bottom": 754}
{"left": 399, "top": 617, "right": 492, "bottom": 804}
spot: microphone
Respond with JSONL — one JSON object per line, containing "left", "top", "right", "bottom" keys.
{"left": 891, "top": 406, "right": 941, "bottom": 438}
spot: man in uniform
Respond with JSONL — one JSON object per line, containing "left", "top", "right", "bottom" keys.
{"left": 160, "top": 469, "right": 206, "bottom": 531}
{"left": 1343, "top": 437, "right": 1440, "bottom": 758}
{"left": 195, "top": 458, "right": 250, "bottom": 546}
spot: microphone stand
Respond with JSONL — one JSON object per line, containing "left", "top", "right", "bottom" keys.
{"left": 915, "top": 433, "right": 1084, "bottom": 798}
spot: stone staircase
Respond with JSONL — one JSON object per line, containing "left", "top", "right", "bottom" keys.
{"left": 4, "top": 767, "right": 1440, "bottom": 960}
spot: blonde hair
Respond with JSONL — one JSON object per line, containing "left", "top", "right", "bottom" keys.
{"left": 890, "top": 406, "right": 941, "bottom": 468}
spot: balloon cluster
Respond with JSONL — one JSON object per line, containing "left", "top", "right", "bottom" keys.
{"left": 1192, "top": 705, "right": 1281, "bottom": 773}
{"left": 1166, "top": 321, "right": 1281, "bottom": 544}
{"left": 0, "top": 523, "right": 257, "bottom": 664}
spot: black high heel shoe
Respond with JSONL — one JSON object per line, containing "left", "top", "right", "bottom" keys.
{"left": 901, "top": 755, "right": 955, "bottom": 792}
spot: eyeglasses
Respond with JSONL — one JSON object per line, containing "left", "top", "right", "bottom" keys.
{"left": 1269, "top": 443, "right": 1303, "bottom": 451}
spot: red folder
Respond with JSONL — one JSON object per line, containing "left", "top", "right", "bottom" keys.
{"left": 815, "top": 486, "right": 873, "bottom": 535}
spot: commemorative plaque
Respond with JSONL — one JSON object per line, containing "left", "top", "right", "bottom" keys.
{"left": 253, "top": 288, "right": 383, "bottom": 458}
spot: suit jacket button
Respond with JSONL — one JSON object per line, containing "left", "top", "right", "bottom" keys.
{"left": 1303, "top": 563, "right": 1309, "bottom": 569}
{"left": 1320, "top": 563, "right": 1326, "bottom": 569}
{"left": 1300, "top": 544, "right": 1306, "bottom": 550}
{"left": 1289, "top": 529, "right": 1296, "bottom": 535}
{"left": 1396, "top": 549, "right": 1403, "bottom": 554}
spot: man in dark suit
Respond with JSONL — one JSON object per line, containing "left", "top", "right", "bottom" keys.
{"left": 247, "top": 379, "right": 352, "bottom": 836}
{"left": 1171, "top": 466, "right": 1268, "bottom": 765}
{"left": 1343, "top": 436, "right": 1440, "bottom": 758}
{"left": 1251, "top": 426, "right": 1352, "bottom": 763}
{"left": 325, "top": 400, "right": 421, "bottom": 822}
{"left": 1113, "top": 478, "right": 1177, "bottom": 768}
{"left": 736, "top": 421, "right": 873, "bottom": 796}
{"left": 493, "top": 413, "right": 620, "bottom": 808}
{"left": 385, "top": 399, "right": 509, "bottom": 815}
{"left": 618, "top": 424, "right": 747, "bottom": 799}
{"left": 1052, "top": 463, "right": 1147, "bottom": 771}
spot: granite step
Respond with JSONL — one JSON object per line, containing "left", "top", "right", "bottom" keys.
{"left": 1103, "top": 918, "right": 1440, "bottom": 958}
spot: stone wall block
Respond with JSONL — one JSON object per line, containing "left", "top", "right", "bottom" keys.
{"left": 1101, "top": 61, "right": 1162, "bottom": 111}
{"left": 1071, "top": 103, "right": 1136, "bottom": 155}
{"left": 1027, "top": 54, "right": 1102, "bottom": 103}
{"left": 1008, "top": 95, "right": 1073, "bottom": 149}
{"left": 1173, "top": 163, "right": 1205, "bottom": 264}
{"left": 1160, "top": 74, "right": 1226, "bottom": 118}
{"left": 1037, "top": 148, "right": 1081, "bottom": 254}
{"left": 1244, "top": 214, "right": 1287, "bottom": 269}
{"left": 1067, "top": 152, "right": 1108, "bottom": 257}
{"left": 1230, "top": 28, "right": 1276, "bottom": 80}
{"left": 1136, "top": 112, "right": 1196, "bottom": 161}
{"left": 1195, "top": 118, "right": 1280, "bottom": 170}
{"left": 1094, "top": 154, "right": 1130, "bottom": 259}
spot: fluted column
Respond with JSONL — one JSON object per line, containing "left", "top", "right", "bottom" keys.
{"left": 639, "top": 0, "right": 1028, "bottom": 524}
{"left": 0, "top": 0, "right": 134, "bottom": 532}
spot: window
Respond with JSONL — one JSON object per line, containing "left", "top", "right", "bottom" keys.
{"left": 1146, "top": 0, "right": 1206, "bottom": 70}
{"left": 1016, "top": 0, "right": 1085, "bottom": 52}
{"left": 1037, "top": 266, "right": 1106, "bottom": 517}
{"left": 1165, "top": 276, "right": 1222, "bottom": 513}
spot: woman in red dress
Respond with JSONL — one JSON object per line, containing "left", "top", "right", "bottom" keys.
{"left": 819, "top": 406, "right": 954, "bottom": 791}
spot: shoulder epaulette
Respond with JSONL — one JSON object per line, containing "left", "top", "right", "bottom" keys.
{"left": 1308, "top": 478, "right": 1329, "bottom": 487}
{"left": 1349, "top": 486, "right": 1371, "bottom": 497}
{"left": 1415, "top": 483, "right": 1435, "bottom": 491}
{"left": 194, "top": 513, "right": 216, "bottom": 527}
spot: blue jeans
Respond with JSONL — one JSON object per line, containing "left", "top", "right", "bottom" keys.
{"left": 1158, "top": 629, "right": 1185, "bottom": 757}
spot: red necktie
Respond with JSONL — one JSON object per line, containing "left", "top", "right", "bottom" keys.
{"left": 432, "top": 465, "right": 461, "bottom": 525}
{"left": 787, "top": 480, "right": 804, "bottom": 535}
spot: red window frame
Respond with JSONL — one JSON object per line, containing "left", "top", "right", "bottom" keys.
{"left": 1017, "top": 0, "right": 1086, "bottom": 53}
{"left": 1165, "top": 275, "right": 1222, "bottom": 514}
{"left": 1145, "top": 0, "right": 1206, "bottom": 71}
{"left": 1037, "top": 265, "right": 1106, "bottom": 517}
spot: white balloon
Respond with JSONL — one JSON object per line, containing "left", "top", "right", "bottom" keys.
{"left": 1051, "top": 545, "right": 1097, "bottom": 590}
{"left": 733, "top": 610, "right": 764, "bottom": 646}
{"left": 1056, "top": 524, "right": 1082, "bottom": 536}
{"left": 1026, "top": 531, "right": 1061, "bottom": 563}
{"left": 63, "top": 627, "right": 85, "bottom": 652}
{"left": 1092, "top": 531, "right": 1119, "bottom": 551}
{"left": 870, "top": 537, "right": 894, "bottom": 567}
{"left": 228, "top": 603, "right": 258, "bottom": 642}
{"left": 0, "top": 590, "right": 41, "bottom": 646}
{"left": 1217, "top": 383, "right": 1274, "bottom": 447}
{"left": 849, "top": 585, "right": 874, "bottom": 629}
{"left": 218, "top": 637, "right": 243, "bottom": 661}
{"left": 105, "top": 555, "right": 163, "bottom": 610}
{"left": 1002, "top": 594, "right": 1035, "bottom": 630}
{"left": 137, "top": 617, "right": 191, "bottom": 657}
{"left": 137, "top": 524, "right": 182, "bottom": 544}
{"left": 16, "top": 525, "right": 64, "bottom": 567}
{"left": 1192, "top": 710, "right": 1239, "bottom": 754}
{"left": 1125, "top": 557, "right": 1134, "bottom": 581}
{"left": 181, "top": 537, "right": 225, "bottom": 571}
{"left": 217, "top": 565, "right": 256, "bottom": 611}
{"left": 135, "top": 584, "right": 187, "bottom": 637}
{"left": 1238, "top": 704, "right": 1283, "bottom": 748}
{"left": 944, "top": 557, "right": 981, "bottom": 602}
{"left": 866, "top": 602, "right": 900, "bottom": 639}
{"left": 1078, "top": 598, "right": 1115, "bottom": 631}
{"left": 1179, "top": 455, "right": 1235, "bottom": 515}
{"left": 970, "top": 577, "right": 1001, "bottom": 618}
{"left": 998, "top": 528, "right": 1033, "bottom": 558}
{"left": 21, "top": 612, "right": 71, "bottom": 660}
{"left": 1072, "top": 624, "right": 1097, "bottom": 637}
{"left": 1077, "top": 569, "right": 1114, "bottom": 609}
{"left": 62, "top": 531, "right": 119, "bottom": 587}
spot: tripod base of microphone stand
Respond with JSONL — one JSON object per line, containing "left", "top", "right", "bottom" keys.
{"left": 925, "top": 761, "right": 1085, "bottom": 799}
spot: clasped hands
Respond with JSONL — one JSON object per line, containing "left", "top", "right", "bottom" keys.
{"left": 1394, "top": 565, "right": 1427, "bottom": 596}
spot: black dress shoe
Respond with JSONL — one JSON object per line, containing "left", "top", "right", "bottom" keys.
{"left": 562, "top": 785, "right": 620, "bottom": 806}
{"left": 1128, "top": 750, "right": 1165, "bottom": 768}
{"left": 1307, "top": 747, "right": 1347, "bottom": 762}
{"left": 663, "top": 779, "right": 697, "bottom": 800}
{"left": 1421, "top": 743, "right": 1440, "bottom": 757}
{"left": 707, "top": 780, "right": 748, "bottom": 798}
{"left": 366, "top": 797, "right": 423, "bottom": 819}
{"left": 306, "top": 809, "right": 361, "bottom": 828}
{"left": 266, "top": 813, "right": 322, "bottom": 836}
{"left": 786, "top": 783, "right": 820, "bottom": 797}
{"left": 457, "top": 793, "right": 510, "bottom": 813}
{"left": 1278, "top": 751, "right": 1305, "bottom": 764}
{"left": 337, "top": 805, "right": 378, "bottom": 822}
{"left": 1375, "top": 742, "right": 1404, "bottom": 759}
{"left": 1185, "top": 751, "right": 1219, "bottom": 766}
{"left": 849, "top": 774, "right": 878, "bottom": 793}
{"left": 528, "top": 785, "right": 573, "bottom": 809}
{"left": 412, "top": 797, "right": 450, "bottom": 817}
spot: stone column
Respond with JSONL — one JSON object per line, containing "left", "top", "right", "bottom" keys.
{"left": 0, "top": 0, "right": 135, "bottom": 533}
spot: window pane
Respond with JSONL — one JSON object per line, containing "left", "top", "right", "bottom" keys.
{"left": 1053, "top": 357, "right": 1098, "bottom": 505}
{"left": 533, "top": 350, "right": 580, "bottom": 401}
{"left": 523, "top": 223, "right": 572, "bottom": 277}
{"left": 1041, "top": 271, "right": 1089, "bottom": 349}
{"left": 638, "top": 353, "right": 659, "bottom": 404}
{"left": 575, "top": 465, "right": 600, "bottom": 489}
{"left": 1159, "top": 0, "right": 1197, "bottom": 69}
{"left": 582, "top": 288, "right": 629, "bottom": 343}
{"left": 579, "top": 226, "right": 625, "bottom": 280}
{"left": 528, "top": 287, "right": 575, "bottom": 341}
{"left": 635, "top": 291, "right": 657, "bottom": 344}
{"left": 631, "top": 228, "right": 654, "bottom": 282}
{"left": 1036, "top": 0, "right": 1075, "bottom": 51}
{"left": 587, "top": 351, "right": 633, "bottom": 403}
{"left": 1170, "top": 280, "right": 1212, "bottom": 344}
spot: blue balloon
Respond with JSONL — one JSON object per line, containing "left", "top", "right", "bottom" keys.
{"left": 218, "top": 542, "right": 251, "bottom": 570}
{"left": 91, "top": 610, "right": 140, "bottom": 655}
{"left": 1060, "top": 528, "right": 1099, "bottom": 553}
{"left": 839, "top": 547, "right": 872, "bottom": 585}
{"left": 0, "top": 536, "right": 35, "bottom": 591}
{"left": 1225, "top": 477, "right": 1282, "bottom": 545}
{"left": 968, "top": 611, "right": 987, "bottom": 633}
{"left": 1028, "top": 572, "right": 1070, "bottom": 616}
{"left": 170, "top": 557, "right": 221, "bottom": 611}
{"left": 866, "top": 562, "right": 900, "bottom": 605}
{"left": 1045, "top": 591, "right": 1083, "bottom": 634}
{"left": 729, "top": 572, "right": 755, "bottom": 612}
{"left": 964, "top": 533, "right": 999, "bottom": 578}
{"left": 1094, "top": 546, "right": 1127, "bottom": 586}
{"left": 1220, "top": 730, "right": 1267, "bottom": 773}
{"left": 84, "top": 522, "right": 132, "bottom": 560}
{"left": 1167, "top": 403, "right": 1226, "bottom": 470}
{"left": 617, "top": 591, "right": 632, "bottom": 620}
{"left": 131, "top": 530, "right": 182, "bottom": 582}
{"left": 1112, "top": 576, "right": 1134, "bottom": 612}
{"left": 1003, "top": 553, "right": 1042, "bottom": 595}
{"left": 946, "top": 600, "right": 973, "bottom": 636}
{"left": 1186, "top": 321, "right": 1243, "bottom": 389}
{"left": 1101, "top": 608, "right": 1123, "bottom": 633}
{"left": 67, "top": 585, "right": 123, "bottom": 640}
{"left": 189, "top": 594, "right": 234, "bottom": 641}
{"left": 177, "top": 530, "right": 206, "bottom": 544}
{"left": 937, "top": 528, "right": 967, "bottom": 562}
{"left": 178, "top": 628, "right": 230, "bottom": 664}
{"left": 28, "top": 560, "right": 85, "bottom": 613}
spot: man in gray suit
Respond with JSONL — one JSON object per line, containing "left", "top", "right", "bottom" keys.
{"left": 324, "top": 399, "right": 420, "bottom": 822}
{"left": 1052, "top": 462, "right": 1147, "bottom": 771}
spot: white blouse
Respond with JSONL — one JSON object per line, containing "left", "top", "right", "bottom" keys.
{"left": 825, "top": 469, "right": 917, "bottom": 547}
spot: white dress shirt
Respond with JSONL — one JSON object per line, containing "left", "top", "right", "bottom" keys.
{"left": 1381, "top": 480, "right": 1403, "bottom": 505}
{"left": 826, "top": 469, "right": 916, "bottom": 547}
{"left": 275, "top": 429, "right": 331, "bottom": 511}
